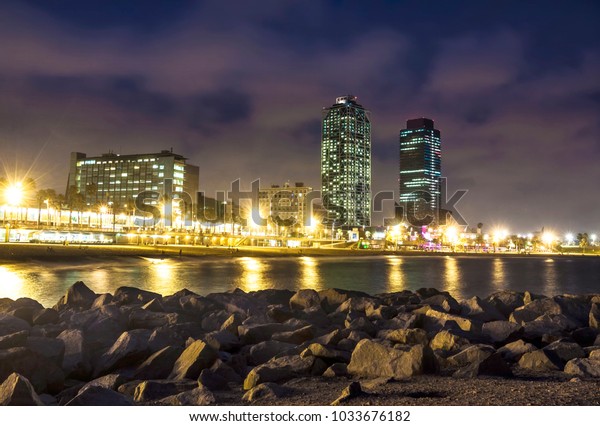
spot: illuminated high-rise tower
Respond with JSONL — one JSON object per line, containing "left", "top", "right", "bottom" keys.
{"left": 321, "top": 95, "right": 371, "bottom": 227}
{"left": 399, "top": 118, "right": 441, "bottom": 225}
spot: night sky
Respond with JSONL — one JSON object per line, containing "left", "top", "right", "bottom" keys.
{"left": 0, "top": 0, "right": 598, "bottom": 232}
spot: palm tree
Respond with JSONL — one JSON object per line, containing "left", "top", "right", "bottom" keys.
{"left": 35, "top": 188, "right": 57, "bottom": 227}
{"left": 53, "top": 194, "right": 66, "bottom": 227}
{"left": 577, "top": 233, "right": 589, "bottom": 253}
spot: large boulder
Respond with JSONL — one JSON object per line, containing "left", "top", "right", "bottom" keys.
{"left": 0, "top": 373, "right": 44, "bottom": 406}
{"left": 65, "top": 386, "right": 135, "bottom": 406}
{"left": 301, "top": 343, "right": 351, "bottom": 364}
{"left": 0, "top": 347, "right": 64, "bottom": 394}
{"left": 482, "top": 321, "right": 523, "bottom": 345}
{"left": 243, "top": 355, "right": 315, "bottom": 390}
{"left": 94, "top": 329, "right": 152, "bottom": 377}
{"left": 347, "top": 339, "right": 424, "bottom": 380}
{"left": 25, "top": 337, "right": 65, "bottom": 365}
{"left": 0, "top": 313, "right": 31, "bottom": 337}
{"left": 510, "top": 298, "right": 562, "bottom": 325}
{"left": 113, "top": 287, "right": 162, "bottom": 305}
{"left": 522, "top": 314, "right": 578, "bottom": 341}
{"left": 55, "top": 281, "right": 97, "bottom": 310}
{"left": 128, "top": 310, "right": 178, "bottom": 330}
{"left": 238, "top": 323, "right": 293, "bottom": 345}
{"left": 497, "top": 339, "right": 537, "bottom": 362}
{"left": 133, "top": 379, "right": 197, "bottom": 403}
{"left": 460, "top": 297, "right": 505, "bottom": 322}
{"left": 272, "top": 325, "right": 316, "bottom": 345}
{"left": 318, "top": 288, "right": 370, "bottom": 313}
{"left": 134, "top": 346, "right": 184, "bottom": 380}
{"left": 289, "top": 289, "right": 321, "bottom": 311}
{"left": 453, "top": 352, "right": 512, "bottom": 378}
{"left": 32, "top": 308, "right": 59, "bottom": 326}
{"left": 169, "top": 340, "right": 218, "bottom": 381}
{"left": 485, "top": 291, "right": 525, "bottom": 318}
{"left": 553, "top": 295, "right": 590, "bottom": 327}
{"left": 242, "top": 382, "right": 292, "bottom": 402}
{"left": 590, "top": 303, "right": 600, "bottom": 330}
{"left": 248, "top": 340, "right": 296, "bottom": 365}
{"left": 423, "top": 308, "right": 474, "bottom": 332}
{"left": 518, "top": 350, "right": 560, "bottom": 371}
{"left": 207, "top": 291, "right": 266, "bottom": 316}
{"left": 378, "top": 328, "right": 428, "bottom": 345}
{"left": 429, "top": 330, "right": 470, "bottom": 353}
{"left": 446, "top": 345, "right": 495, "bottom": 368}
{"left": 421, "top": 294, "right": 461, "bottom": 314}
{"left": 0, "top": 330, "right": 28, "bottom": 349}
{"left": 564, "top": 358, "right": 600, "bottom": 378}
{"left": 56, "top": 329, "right": 91, "bottom": 379}
{"left": 542, "top": 341, "right": 585, "bottom": 367}
{"left": 152, "top": 387, "right": 215, "bottom": 406}
{"left": 203, "top": 330, "right": 240, "bottom": 352}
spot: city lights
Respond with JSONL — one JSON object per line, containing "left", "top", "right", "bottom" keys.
{"left": 4, "top": 182, "right": 24, "bottom": 206}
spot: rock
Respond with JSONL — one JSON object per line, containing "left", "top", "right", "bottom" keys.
{"left": 589, "top": 349, "right": 600, "bottom": 359}
{"left": 0, "top": 330, "right": 28, "bottom": 349}
{"left": 55, "top": 281, "right": 97, "bottom": 310}
{"left": 203, "top": 330, "right": 240, "bottom": 352}
{"left": 113, "top": 286, "right": 162, "bottom": 305}
{"left": 152, "top": 387, "right": 215, "bottom": 406}
{"left": 79, "top": 373, "right": 130, "bottom": 393}
{"left": 252, "top": 289, "right": 295, "bottom": 306}
{"left": 90, "top": 293, "right": 113, "bottom": 309}
{"left": 366, "top": 304, "right": 397, "bottom": 320}
{"left": 133, "top": 379, "right": 197, "bottom": 402}
{"left": 66, "top": 386, "right": 134, "bottom": 406}
{"left": 359, "top": 377, "right": 391, "bottom": 391}
{"left": 571, "top": 327, "right": 599, "bottom": 346}
{"left": 0, "top": 313, "right": 31, "bottom": 337}
{"left": 482, "top": 321, "right": 523, "bottom": 344}
{"left": 142, "top": 298, "right": 165, "bottom": 312}
{"left": 57, "top": 329, "right": 91, "bottom": 379}
{"left": 0, "top": 347, "right": 65, "bottom": 394}
{"left": 207, "top": 291, "right": 266, "bottom": 316}
{"left": 272, "top": 325, "right": 316, "bottom": 344}
{"left": 485, "top": 291, "right": 524, "bottom": 317}
{"left": 249, "top": 340, "right": 296, "bottom": 365}
{"left": 336, "top": 297, "right": 378, "bottom": 314}
{"left": 378, "top": 328, "right": 428, "bottom": 345}
{"left": 32, "top": 308, "right": 59, "bottom": 326}
{"left": 318, "top": 288, "right": 370, "bottom": 313}
{"left": 26, "top": 337, "right": 65, "bottom": 365}
{"left": 522, "top": 314, "right": 578, "bottom": 341}
{"left": 313, "top": 329, "right": 343, "bottom": 346}
{"left": 590, "top": 303, "right": 600, "bottom": 330}
{"left": 564, "top": 358, "right": 600, "bottom": 378}
{"left": 543, "top": 341, "right": 585, "bottom": 366}
{"left": 198, "top": 369, "right": 229, "bottom": 391}
{"left": 243, "top": 355, "right": 315, "bottom": 390}
{"left": 553, "top": 295, "right": 590, "bottom": 327}
{"left": 134, "top": 346, "right": 184, "bottom": 380}
{"left": 220, "top": 313, "right": 244, "bottom": 335}
{"left": 148, "top": 326, "right": 185, "bottom": 353}
{"left": 331, "top": 381, "right": 365, "bottom": 406}
{"left": 497, "top": 339, "right": 537, "bottom": 362}
{"left": 169, "top": 340, "right": 218, "bottom": 381}
{"left": 518, "top": 350, "right": 560, "bottom": 371}
{"left": 238, "top": 323, "right": 293, "bottom": 345}
{"left": 289, "top": 289, "right": 321, "bottom": 311}
{"left": 510, "top": 298, "right": 562, "bottom": 325}
{"left": 242, "top": 382, "right": 291, "bottom": 402}
{"left": 429, "top": 330, "right": 470, "bottom": 353}
{"left": 301, "top": 343, "right": 351, "bottom": 363}
{"left": 94, "top": 329, "right": 152, "bottom": 377}
{"left": 453, "top": 352, "right": 512, "bottom": 378}
{"left": 345, "top": 317, "right": 377, "bottom": 336}
{"left": 128, "top": 310, "right": 177, "bottom": 330}
{"left": 0, "top": 373, "right": 44, "bottom": 406}
{"left": 323, "top": 363, "right": 349, "bottom": 378}
{"left": 446, "top": 345, "right": 495, "bottom": 368}
{"left": 424, "top": 308, "right": 474, "bottom": 332}
{"left": 460, "top": 297, "right": 505, "bottom": 322}
{"left": 209, "top": 359, "right": 243, "bottom": 384}
{"left": 422, "top": 294, "right": 461, "bottom": 314}
{"left": 347, "top": 340, "right": 424, "bottom": 379}
{"left": 415, "top": 288, "right": 445, "bottom": 299}
{"left": 179, "top": 295, "right": 222, "bottom": 314}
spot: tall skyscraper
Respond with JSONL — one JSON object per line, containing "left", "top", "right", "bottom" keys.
{"left": 399, "top": 118, "right": 441, "bottom": 225}
{"left": 321, "top": 95, "right": 371, "bottom": 227}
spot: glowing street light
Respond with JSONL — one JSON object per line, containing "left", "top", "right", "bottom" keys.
{"left": 565, "top": 233, "right": 574, "bottom": 244}
{"left": 542, "top": 232, "right": 556, "bottom": 247}
{"left": 4, "top": 183, "right": 23, "bottom": 206}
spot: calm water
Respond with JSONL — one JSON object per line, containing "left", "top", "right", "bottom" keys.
{"left": 1, "top": 255, "right": 599, "bottom": 307}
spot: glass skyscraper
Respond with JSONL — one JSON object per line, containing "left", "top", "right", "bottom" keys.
{"left": 321, "top": 95, "right": 371, "bottom": 227}
{"left": 399, "top": 118, "right": 441, "bottom": 225}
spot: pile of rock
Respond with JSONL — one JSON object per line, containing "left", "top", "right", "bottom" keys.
{"left": 1, "top": 282, "right": 599, "bottom": 405}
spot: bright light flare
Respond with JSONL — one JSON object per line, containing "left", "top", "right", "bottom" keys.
{"left": 542, "top": 232, "right": 556, "bottom": 245}
{"left": 4, "top": 182, "right": 23, "bottom": 206}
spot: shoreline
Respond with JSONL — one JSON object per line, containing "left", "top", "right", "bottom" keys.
{"left": 1, "top": 242, "right": 599, "bottom": 263}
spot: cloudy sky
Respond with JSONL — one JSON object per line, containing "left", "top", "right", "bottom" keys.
{"left": 0, "top": 0, "right": 598, "bottom": 232}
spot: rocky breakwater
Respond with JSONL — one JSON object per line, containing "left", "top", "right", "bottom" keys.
{"left": 1, "top": 282, "right": 600, "bottom": 406}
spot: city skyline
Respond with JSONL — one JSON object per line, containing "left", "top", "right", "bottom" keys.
{"left": 0, "top": 0, "right": 599, "bottom": 232}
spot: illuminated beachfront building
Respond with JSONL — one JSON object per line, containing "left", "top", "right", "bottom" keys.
{"left": 321, "top": 95, "right": 371, "bottom": 227}
{"left": 67, "top": 150, "right": 199, "bottom": 208}
{"left": 257, "top": 182, "right": 313, "bottom": 235}
{"left": 399, "top": 118, "right": 442, "bottom": 226}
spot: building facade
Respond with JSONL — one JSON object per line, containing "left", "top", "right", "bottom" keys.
{"left": 321, "top": 95, "right": 371, "bottom": 227}
{"left": 67, "top": 150, "right": 199, "bottom": 210}
{"left": 399, "top": 118, "right": 441, "bottom": 225}
{"left": 258, "top": 182, "right": 312, "bottom": 233}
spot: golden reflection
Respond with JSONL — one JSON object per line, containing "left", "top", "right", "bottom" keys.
{"left": 300, "top": 257, "right": 322, "bottom": 289}
{"left": 544, "top": 258, "right": 558, "bottom": 294}
{"left": 386, "top": 257, "right": 405, "bottom": 292}
{"left": 492, "top": 258, "right": 506, "bottom": 290}
{"left": 239, "top": 257, "right": 266, "bottom": 292}
{"left": 89, "top": 268, "right": 111, "bottom": 294}
{"left": 145, "top": 260, "right": 178, "bottom": 295}
{"left": 0, "top": 266, "right": 25, "bottom": 300}
{"left": 443, "top": 257, "right": 462, "bottom": 294}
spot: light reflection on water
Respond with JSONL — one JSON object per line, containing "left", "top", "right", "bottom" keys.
{"left": 1, "top": 255, "right": 599, "bottom": 307}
